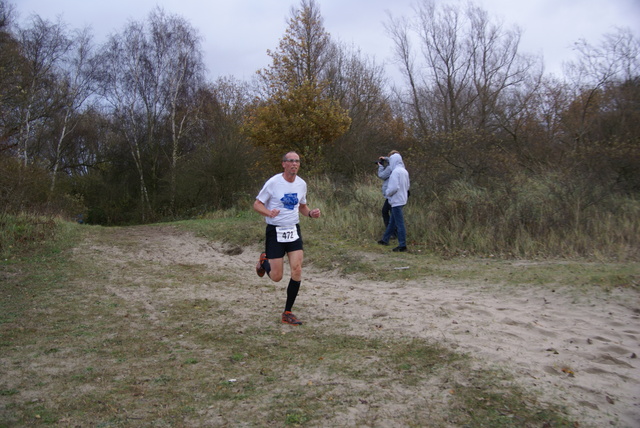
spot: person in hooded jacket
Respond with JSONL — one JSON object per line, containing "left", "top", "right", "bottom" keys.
{"left": 377, "top": 150, "right": 399, "bottom": 238}
{"left": 377, "top": 152, "right": 410, "bottom": 252}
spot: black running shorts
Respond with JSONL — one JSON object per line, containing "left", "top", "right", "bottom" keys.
{"left": 264, "top": 224, "right": 303, "bottom": 259}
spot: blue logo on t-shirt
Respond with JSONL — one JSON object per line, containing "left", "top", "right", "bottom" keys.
{"left": 281, "top": 193, "right": 298, "bottom": 210}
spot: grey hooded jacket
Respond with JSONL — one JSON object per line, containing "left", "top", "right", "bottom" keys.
{"left": 384, "top": 153, "right": 410, "bottom": 207}
{"left": 377, "top": 162, "right": 391, "bottom": 196}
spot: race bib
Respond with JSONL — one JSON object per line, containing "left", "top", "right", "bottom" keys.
{"left": 276, "top": 226, "right": 299, "bottom": 243}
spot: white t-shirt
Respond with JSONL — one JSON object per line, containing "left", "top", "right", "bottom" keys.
{"left": 256, "top": 174, "right": 307, "bottom": 226}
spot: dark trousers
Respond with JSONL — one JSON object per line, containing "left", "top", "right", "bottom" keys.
{"left": 382, "top": 199, "right": 391, "bottom": 227}
{"left": 381, "top": 199, "right": 396, "bottom": 237}
{"left": 383, "top": 205, "right": 406, "bottom": 247}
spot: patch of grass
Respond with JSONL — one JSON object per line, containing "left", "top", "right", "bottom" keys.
{"left": 0, "top": 213, "right": 82, "bottom": 260}
{"left": 285, "top": 410, "right": 310, "bottom": 425}
{"left": 173, "top": 214, "right": 264, "bottom": 247}
{"left": 450, "top": 368, "right": 575, "bottom": 427}
{"left": 0, "top": 213, "right": 55, "bottom": 258}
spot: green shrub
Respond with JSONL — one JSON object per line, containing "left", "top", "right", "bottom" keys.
{"left": 0, "top": 213, "right": 58, "bottom": 258}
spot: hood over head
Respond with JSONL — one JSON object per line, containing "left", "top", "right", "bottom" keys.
{"left": 388, "top": 153, "right": 405, "bottom": 170}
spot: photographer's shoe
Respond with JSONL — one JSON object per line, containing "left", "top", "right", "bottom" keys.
{"left": 282, "top": 311, "right": 302, "bottom": 325}
{"left": 392, "top": 246, "right": 407, "bottom": 252}
{"left": 256, "top": 252, "right": 268, "bottom": 277}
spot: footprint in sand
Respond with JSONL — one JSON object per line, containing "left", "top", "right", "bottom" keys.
{"left": 600, "top": 344, "right": 633, "bottom": 355}
{"left": 589, "top": 354, "right": 634, "bottom": 368}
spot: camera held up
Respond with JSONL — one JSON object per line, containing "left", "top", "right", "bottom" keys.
{"left": 376, "top": 156, "right": 389, "bottom": 166}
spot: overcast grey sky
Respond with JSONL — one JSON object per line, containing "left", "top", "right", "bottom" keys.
{"left": 12, "top": 0, "right": 640, "bottom": 82}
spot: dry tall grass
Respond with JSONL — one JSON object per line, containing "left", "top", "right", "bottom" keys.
{"left": 305, "top": 173, "right": 640, "bottom": 260}
{"left": 2, "top": 171, "right": 638, "bottom": 261}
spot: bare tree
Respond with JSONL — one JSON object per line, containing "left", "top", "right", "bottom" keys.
{"left": 385, "top": 13, "right": 429, "bottom": 135}
{"left": 149, "top": 8, "right": 204, "bottom": 213}
{"left": 96, "top": 20, "right": 152, "bottom": 219}
{"left": 0, "top": 0, "right": 23, "bottom": 152}
{"left": 96, "top": 7, "right": 204, "bottom": 220}
{"left": 48, "top": 27, "right": 96, "bottom": 194}
{"left": 467, "top": 3, "right": 533, "bottom": 130}
{"left": 184, "top": 77, "right": 258, "bottom": 210}
{"left": 16, "top": 15, "right": 72, "bottom": 166}
{"left": 387, "top": 0, "right": 535, "bottom": 135}
{"left": 324, "top": 42, "right": 401, "bottom": 175}
{"left": 563, "top": 27, "right": 640, "bottom": 150}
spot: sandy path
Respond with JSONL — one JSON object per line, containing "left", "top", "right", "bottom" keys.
{"left": 95, "top": 225, "right": 640, "bottom": 427}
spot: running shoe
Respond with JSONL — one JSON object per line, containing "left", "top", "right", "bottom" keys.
{"left": 282, "top": 311, "right": 303, "bottom": 325}
{"left": 256, "top": 252, "right": 267, "bottom": 277}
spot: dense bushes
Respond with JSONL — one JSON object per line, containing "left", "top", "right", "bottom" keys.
{"left": 3, "top": 168, "right": 638, "bottom": 261}
{"left": 0, "top": 157, "right": 85, "bottom": 220}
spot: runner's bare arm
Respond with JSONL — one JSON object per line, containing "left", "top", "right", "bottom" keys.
{"left": 253, "top": 199, "right": 279, "bottom": 218}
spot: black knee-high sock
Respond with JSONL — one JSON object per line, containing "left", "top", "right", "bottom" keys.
{"left": 284, "top": 279, "right": 301, "bottom": 312}
{"left": 263, "top": 259, "right": 271, "bottom": 277}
